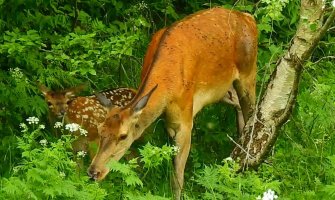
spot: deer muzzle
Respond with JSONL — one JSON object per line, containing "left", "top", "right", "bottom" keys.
{"left": 87, "top": 165, "right": 109, "bottom": 181}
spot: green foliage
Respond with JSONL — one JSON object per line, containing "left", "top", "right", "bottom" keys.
{"left": 139, "top": 142, "right": 177, "bottom": 169}
{"left": 102, "top": 143, "right": 177, "bottom": 199}
{"left": 108, "top": 160, "right": 143, "bottom": 188}
{"left": 0, "top": 123, "right": 106, "bottom": 199}
{"left": 194, "top": 159, "right": 280, "bottom": 199}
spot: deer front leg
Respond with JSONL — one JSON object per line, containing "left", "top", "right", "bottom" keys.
{"left": 167, "top": 120, "right": 192, "bottom": 200}
{"left": 166, "top": 102, "right": 193, "bottom": 200}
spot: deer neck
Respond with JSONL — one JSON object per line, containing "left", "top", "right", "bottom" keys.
{"left": 132, "top": 83, "right": 168, "bottom": 138}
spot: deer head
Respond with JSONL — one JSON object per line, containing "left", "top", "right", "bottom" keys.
{"left": 88, "top": 85, "right": 157, "bottom": 180}
{"left": 39, "top": 84, "right": 86, "bottom": 118}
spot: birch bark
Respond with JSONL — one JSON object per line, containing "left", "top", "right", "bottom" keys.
{"left": 231, "top": 0, "right": 335, "bottom": 169}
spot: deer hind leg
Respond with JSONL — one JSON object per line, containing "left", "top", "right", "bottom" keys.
{"left": 223, "top": 86, "right": 245, "bottom": 135}
{"left": 233, "top": 66, "right": 256, "bottom": 124}
{"left": 166, "top": 105, "right": 193, "bottom": 200}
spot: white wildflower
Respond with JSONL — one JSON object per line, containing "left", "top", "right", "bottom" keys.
{"left": 19, "top": 123, "right": 27, "bottom": 129}
{"left": 257, "top": 189, "right": 278, "bottom": 200}
{"left": 19, "top": 123, "right": 28, "bottom": 132}
{"left": 172, "top": 146, "right": 180, "bottom": 154}
{"left": 39, "top": 139, "right": 48, "bottom": 146}
{"left": 54, "top": 122, "right": 63, "bottom": 128}
{"left": 79, "top": 128, "right": 88, "bottom": 136}
{"left": 224, "top": 157, "right": 233, "bottom": 162}
{"left": 13, "top": 167, "right": 19, "bottom": 174}
{"left": 9, "top": 67, "right": 24, "bottom": 79}
{"left": 77, "top": 150, "right": 87, "bottom": 158}
{"left": 137, "top": 1, "right": 148, "bottom": 10}
{"left": 39, "top": 124, "right": 45, "bottom": 129}
{"left": 26, "top": 116, "right": 39, "bottom": 125}
{"left": 59, "top": 171, "right": 66, "bottom": 178}
{"left": 65, "top": 123, "right": 80, "bottom": 132}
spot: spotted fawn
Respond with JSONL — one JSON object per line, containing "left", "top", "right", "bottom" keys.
{"left": 39, "top": 84, "right": 136, "bottom": 158}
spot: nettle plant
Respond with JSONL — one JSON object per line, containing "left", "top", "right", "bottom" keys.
{"left": 0, "top": 117, "right": 106, "bottom": 199}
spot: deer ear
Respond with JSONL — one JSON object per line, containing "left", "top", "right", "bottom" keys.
{"left": 65, "top": 84, "right": 86, "bottom": 98}
{"left": 95, "top": 92, "right": 113, "bottom": 107}
{"left": 132, "top": 85, "right": 158, "bottom": 113}
{"left": 65, "top": 90, "right": 76, "bottom": 99}
{"left": 38, "top": 83, "right": 50, "bottom": 96}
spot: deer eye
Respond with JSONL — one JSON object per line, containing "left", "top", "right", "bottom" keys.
{"left": 119, "top": 134, "right": 128, "bottom": 140}
{"left": 113, "top": 114, "right": 120, "bottom": 119}
{"left": 66, "top": 100, "right": 73, "bottom": 105}
{"left": 100, "top": 135, "right": 108, "bottom": 140}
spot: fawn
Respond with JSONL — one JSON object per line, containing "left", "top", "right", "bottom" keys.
{"left": 39, "top": 84, "right": 136, "bottom": 159}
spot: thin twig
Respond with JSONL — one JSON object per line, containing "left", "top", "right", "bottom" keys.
{"left": 227, "top": 134, "right": 256, "bottom": 160}
{"left": 313, "top": 56, "right": 335, "bottom": 64}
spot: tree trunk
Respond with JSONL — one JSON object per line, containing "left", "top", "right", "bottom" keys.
{"left": 231, "top": 0, "right": 335, "bottom": 169}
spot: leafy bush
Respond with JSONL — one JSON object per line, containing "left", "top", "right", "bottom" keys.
{"left": 0, "top": 120, "right": 106, "bottom": 199}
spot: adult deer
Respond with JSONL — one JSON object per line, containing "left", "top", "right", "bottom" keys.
{"left": 39, "top": 84, "right": 136, "bottom": 158}
{"left": 88, "top": 7, "right": 257, "bottom": 199}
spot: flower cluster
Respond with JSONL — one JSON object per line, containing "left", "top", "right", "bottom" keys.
{"left": 257, "top": 189, "right": 278, "bottom": 200}
{"left": 65, "top": 123, "right": 80, "bottom": 132}
{"left": 138, "top": 1, "right": 148, "bottom": 10}
{"left": 172, "top": 145, "right": 180, "bottom": 154}
{"left": 54, "top": 122, "right": 63, "bottom": 128}
{"left": 26, "top": 116, "right": 39, "bottom": 125}
{"left": 224, "top": 157, "right": 233, "bottom": 162}
{"left": 79, "top": 128, "right": 88, "bottom": 136}
{"left": 9, "top": 67, "right": 24, "bottom": 79}
{"left": 64, "top": 123, "right": 88, "bottom": 136}
{"left": 59, "top": 171, "right": 66, "bottom": 178}
{"left": 77, "top": 151, "right": 87, "bottom": 158}
{"left": 19, "top": 123, "right": 28, "bottom": 132}
{"left": 39, "top": 139, "right": 48, "bottom": 146}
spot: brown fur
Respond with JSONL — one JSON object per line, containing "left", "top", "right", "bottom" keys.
{"left": 89, "top": 8, "right": 257, "bottom": 200}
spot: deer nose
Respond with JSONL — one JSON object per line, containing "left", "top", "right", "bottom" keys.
{"left": 87, "top": 167, "right": 101, "bottom": 181}
{"left": 60, "top": 109, "right": 66, "bottom": 115}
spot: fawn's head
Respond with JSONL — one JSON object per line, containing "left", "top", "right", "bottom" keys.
{"left": 39, "top": 84, "right": 85, "bottom": 118}
{"left": 88, "top": 85, "right": 157, "bottom": 181}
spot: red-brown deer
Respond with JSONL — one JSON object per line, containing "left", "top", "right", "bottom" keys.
{"left": 89, "top": 7, "right": 257, "bottom": 199}
{"left": 39, "top": 84, "right": 136, "bottom": 158}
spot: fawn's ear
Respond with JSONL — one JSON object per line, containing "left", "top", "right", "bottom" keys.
{"left": 95, "top": 92, "right": 113, "bottom": 107}
{"left": 38, "top": 83, "right": 50, "bottom": 96}
{"left": 132, "top": 85, "right": 158, "bottom": 114}
{"left": 65, "top": 83, "right": 87, "bottom": 98}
